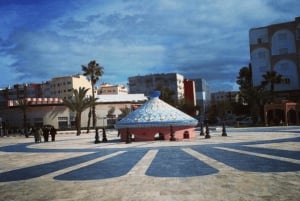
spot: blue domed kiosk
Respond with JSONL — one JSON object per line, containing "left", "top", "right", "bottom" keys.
{"left": 115, "top": 91, "right": 198, "bottom": 141}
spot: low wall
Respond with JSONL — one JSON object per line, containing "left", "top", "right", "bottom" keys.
{"left": 119, "top": 126, "right": 196, "bottom": 142}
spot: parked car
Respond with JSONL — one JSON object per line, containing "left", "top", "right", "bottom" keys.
{"left": 238, "top": 117, "right": 253, "bottom": 125}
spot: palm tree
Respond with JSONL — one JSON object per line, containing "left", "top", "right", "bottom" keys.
{"left": 85, "top": 96, "right": 93, "bottom": 133}
{"left": 16, "top": 98, "right": 31, "bottom": 137}
{"left": 82, "top": 60, "right": 104, "bottom": 131}
{"left": 261, "top": 70, "right": 283, "bottom": 102}
{"left": 63, "top": 87, "right": 96, "bottom": 136}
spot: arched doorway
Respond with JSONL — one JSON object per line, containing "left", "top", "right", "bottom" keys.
{"left": 154, "top": 132, "right": 164, "bottom": 140}
{"left": 288, "top": 109, "right": 297, "bottom": 125}
{"left": 183, "top": 131, "right": 190, "bottom": 139}
{"left": 264, "top": 102, "right": 300, "bottom": 126}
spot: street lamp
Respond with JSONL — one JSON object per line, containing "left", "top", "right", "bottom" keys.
{"left": 202, "top": 91, "right": 206, "bottom": 122}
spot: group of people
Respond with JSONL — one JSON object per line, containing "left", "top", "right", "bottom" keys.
{"left": 33, "top": 126, "right": 57, "bottom": 143}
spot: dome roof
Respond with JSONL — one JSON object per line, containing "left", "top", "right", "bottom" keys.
{"left": 115, "top": 91, "right": 198, "bottom": 129}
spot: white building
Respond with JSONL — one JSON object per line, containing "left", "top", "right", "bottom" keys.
{"left": 1, "top": 94, "right": 148, "bottom": 130}
{"left": 128, "top": 73, "right": 185, "bottom": 101}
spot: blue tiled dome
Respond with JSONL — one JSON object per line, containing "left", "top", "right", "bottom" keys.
{"left": 115, "top": 91, "right": 198, "bottom": 129}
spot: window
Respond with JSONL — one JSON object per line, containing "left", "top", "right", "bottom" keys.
{"left": 279, "top": 48, "right": 288, "bottom": 55}
{"left": 281, "top": 78, "right": 290, "bottom": 84}
{"left": 258, "top": 51, "right": 265, "bottom": 59}
{"left": 278, "top": 33, "right": 287, "bottom": 40}
{"left": 297, "top": 28, "right": 300, "bottom": 40}
{"left": 279, "top": 63, "right": 289, "bottom": 72}
{"left": 257, "top": 38, "right": 262, "bottom": 44}
{"left": 58, "top": 117, "right": 68, "bottom": 121}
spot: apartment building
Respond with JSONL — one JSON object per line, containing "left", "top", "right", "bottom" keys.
{"left": 128, "top": 73, "right": 185, "bottom": 101}
{"left": 249, "top": 17, "right": 300, "bottom": 100}
{"left": 0, "top": 83, "right": 43, "bottom": 101}
{"left": 211, "top": 91, "right": 239, "bottom": 104}
{"left": 44, "top": 74, "right": 93, "bottom": 99}
{"left": 0, "top": 74, "right": 147, "bottom": 130}
{"left": 193, "top": 78, "right": 211, "bottom": 117}
{"left": 0, "top": 74, "right": 93, "bottom": 101}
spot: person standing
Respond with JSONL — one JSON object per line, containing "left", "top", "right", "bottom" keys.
{"left": 33, "top": 127, "right": 38, "bottom": 143}
{"left": 42, "top": 126, "right": 49, "bottom": 142}
{"left": 50, "top": 127, "right": 57, "bottom": 141}
{"left": 38, "top": 127, "right": 43, "bottom": 142}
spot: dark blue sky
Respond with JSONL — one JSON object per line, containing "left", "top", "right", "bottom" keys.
{"left": 0, "top": 0, "right": 299, "bottom": 92}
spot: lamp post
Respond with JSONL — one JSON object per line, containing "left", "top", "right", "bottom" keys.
{"left": 200, "top": 122, "right": 204, "bottom": 136}
{"left": 205, "top": 121, "right": 211, "bottom": 139}
{"left": 222, "top": 121, "right": 227, "bottom": 136}
{"left": 102, "top": 127, "right": 107, "bottom": 142}
{"left": 202, "top": 91, "right": 206, "bottom": 122}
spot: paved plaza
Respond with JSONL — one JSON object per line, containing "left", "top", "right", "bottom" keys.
{"left": 1, "top": 126, "right": 300, "bottom": 201}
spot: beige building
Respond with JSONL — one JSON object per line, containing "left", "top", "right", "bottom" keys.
{"left": 43, "top": 74, "right": 93, "bottom": 99}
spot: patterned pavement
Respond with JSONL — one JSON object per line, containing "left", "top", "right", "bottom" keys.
{"left": 0, "top": 126, "right": 300, "bottom": 201}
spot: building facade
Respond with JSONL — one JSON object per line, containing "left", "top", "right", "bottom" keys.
{"left": 0, "top": 73, "right": 147, "bottom": 131}
{"left": 211, "top": 91, "right": 239, "bottom": 104}
{"left": 194, "top": 78, "right": 210, "bottom": 105}
{"left": 44, "top": 74, "right": 93, "bottom": 99}
{"left": 1, "top": 94, "right": 147, "bottom": 131}
{"left": 0, "top": 83, "right": 43, "bottom": 101}
{"left": 0, "top": 74, "right": 93, "bottom": 102}
{"left": 97, "top": 83, "right": 128, "bottom": 95}
{"left": 193, "top": 78, "right": 210, "bottom": 118}
{"left": 128, "top": 73, "right": 185, "bottom": 101}
{"left": 183, "top": 79, "right": 196, "bottom": 106}
{"left": 249, "top": 17, "right": 300, "bottom": 100}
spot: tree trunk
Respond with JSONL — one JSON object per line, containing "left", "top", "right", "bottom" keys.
{"left": 76, "top": 112, "right": 81, "bottom": 136}
{"left": 86, "top": 107, "right": 91, "bottom": 133}
{"left": 91, "top": 83, "right": 97, "bottom": 129}
{"left": 92, "top": 105, "right": 96, "bottom": 128}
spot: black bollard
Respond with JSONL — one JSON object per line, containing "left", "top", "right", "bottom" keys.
{"left": 222, "top": 121, "right": 227, "bottom": 136}
{"left": 170, "top": 126, "right": 176, "bottom": 141}
{"left": 200, "top": 122, "right": 204, "bottom": 136}
{"left": 95, "top": 128, "right": 101, "bottom": 144}
{"left": 205, "top": 123, "right": 211, "bottom": 139}
{"left": 102, "top": 127, "right": 108, "bottom": 142}
{"left": 126, "top": 128, "right": 131, "bottom": 144}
